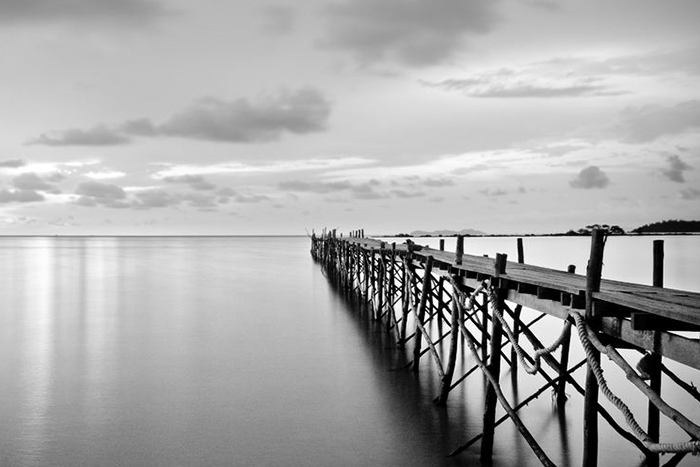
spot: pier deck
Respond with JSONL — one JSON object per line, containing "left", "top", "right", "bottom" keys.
{"left": 312, "top": 231, "right": 700, "bottom": 467}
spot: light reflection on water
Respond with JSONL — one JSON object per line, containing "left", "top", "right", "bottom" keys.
{"left": 0, "top": 236, "right": 697, "bottom": 467}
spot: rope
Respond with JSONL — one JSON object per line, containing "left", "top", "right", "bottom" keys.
{"left": 570, "top": 311, "right": 700, "bottom": 454}
{"left": 485, "top": 285, "right": 571, "bottom": 375}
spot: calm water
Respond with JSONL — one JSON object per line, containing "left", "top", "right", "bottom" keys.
{"left": 0, "top": 236, "right": 698, "bottom": 467}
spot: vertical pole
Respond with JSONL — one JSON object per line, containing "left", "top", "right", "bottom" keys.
{"left": 386, "top": 243, "right": 396, "bottom": 333}
{"left": 439, "top": 238, "right": 445, "bottom": 251}
{"left": 455, "top": 235, "right": 464, "bottom": 265}
{"left": 557, "top": 264, "right": 576, "bottom": 404}
{"left": 377, "top": 247, "right": 385, "bottom": 323}
{"left": 400, "top": 250, "right": 412, "bottom": 347}
{"left": 413, "top": 256, "right": 434, "bottom": 372}
{"left": 437, "top": 297, "right": 460, "bottom": 406}
{"left": 482, "top": 258, "right": 506, "bottom": 461}
{"left": 511, "top": 239, "right": 525, "bottom": 372}
{"left": 583, "top": 228, "right": 605, "bottom": 467}
{"left": 646, "top": 240, "right": 664, "bottom": 467}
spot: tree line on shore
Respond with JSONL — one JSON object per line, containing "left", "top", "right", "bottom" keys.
{"left": 394, "top": 220, "right": 700, "bottom": 237}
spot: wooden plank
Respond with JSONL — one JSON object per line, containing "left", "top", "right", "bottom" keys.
{"left": 601, "top": 317, "right": 700, "bottom": 369}
{"left": 594, "top": 290, "right": 700, "bottom": 326}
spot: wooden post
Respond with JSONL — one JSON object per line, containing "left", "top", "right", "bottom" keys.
{"left": 455, "top": 235, "right": 464, "bottom": 265}
{"left": 386, "top": 243, "right": 396, "bottom": 333}
{"left": 413, "top": 256, "right": 434, "bottom": 372}
{"left": 511, "top": 240, "right": 524, "bottom": 372}
{"left": 557, "top": 264, "right": 576, "bottom": 404}
{"left": 437, "top": 296, "right": 460, "bottom": 406}
{"left": 482, "top": 284, "right": 504, "bottom": 461}
{"left": 646, "top": 240, "right": 664, "bottom": 467}
{"left": 439, "top": 238, "right": 445, "bottom": 251}
{"left": 400, "top": 253, "right": 411, "bottom": 347}
{"left": 377, "top": 248, "right": 385, "bottom": 323}
{"left": 583, "top": 228, "right": 605, "bottom": 467}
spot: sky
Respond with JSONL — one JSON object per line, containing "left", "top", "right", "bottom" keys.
{"left": 1, "top": 0, "right": 699, "bottom": 235}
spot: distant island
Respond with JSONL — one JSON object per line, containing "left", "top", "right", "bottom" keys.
{"left": 629, "top": 220, "right": 700, "bottom": 234}
{"left": 395, "top": 228, "right": 487, "bottom": 237}
{"left": 390, "top": 220, "right": 700, "bottom": 237}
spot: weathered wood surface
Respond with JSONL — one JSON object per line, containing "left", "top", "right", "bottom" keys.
{"left": 343, "top": 237, "right": 700, "bottom": 369}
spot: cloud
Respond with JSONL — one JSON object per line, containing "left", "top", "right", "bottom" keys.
{"left": 661, "top": 155, "right": 692, "bottom": 183}
{"left": 0, "top": 0, "right": 169, "bottom": 27}
{"left": 615, "top": 100, "right": 700, "bottom": 143}
{"left": 681, "top": 188, "right": 700, "bottom": 199}
{"left": 29, "top": 125, "right": 131, "bottom": 146}
{"left": 391, "top": 189, "right": 425, "bottom": 198}
{"left": 259, "top": 5, "right": 296, "bottom": 35}
{"left": 569, "top": 166, "right": 610, "bottom": 189}
{"left": 163, "top": 174, "right": 216, "bottom": 191}
{"left": 85, "top": 171, "right": 127, "bottom": 180}
{"left": 32, "top": 88, "right": 331, "bottom": 146}
{"left": 0, "top": 189, "right": 45, "bottom": 203}
{"left": 153, "top": 157, "right": 372, "bottom": 178}
{"left": 279, "top": 179, "right": 385, "bottom": 199}
{"left": 423, "top": 69, "right": 622, "bottom": 98}
{"left": 278, "top": 180, "right": 352, "bottom": 193}
{"left": 0, "top": 159, "right": 26, "bottom": 168}
{"left": 159, "top": 88, "right": 330, "bottom": 142}
{"left": 75, "top": 181, "right": 128, "bottom": 207}
{"left": 11, "top": 173, "right": 61, "bottom": 193}
{"left": 321, "top": 0, "right": 500, "bottom": 67}
{"left": 132, "top": 189, "right": 180, "bottom": 209}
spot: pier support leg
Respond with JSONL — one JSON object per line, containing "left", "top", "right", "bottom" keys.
{"left": 646, "top": 239, "right": 664, "bottom": 467}
{"left": 481, "top": 288, "right": 504, "bottom": 461}
{"left": 412, "top": 256, "right": 434, "bottom": 372}
{"left": 582, "top": 229, "right": 605, "bottom": 467}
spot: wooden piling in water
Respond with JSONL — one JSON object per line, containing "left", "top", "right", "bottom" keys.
{"left": 481, "top": 253, "right": 507, "bottom": 461}
{"left": 583, "top": 229, "right": 605, "bottom": 467}
{"left": 557, "top": 264, "right": 576, "bottom": 404}
{"left": 646, "top": 239, "right": 664, "bottom": 467}
{"left": 412, "top": 256, "right": 434, "bottom": 372}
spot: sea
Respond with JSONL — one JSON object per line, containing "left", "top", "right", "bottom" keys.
{"left": 0, "top": 235, "right": 698, "bottom": 467}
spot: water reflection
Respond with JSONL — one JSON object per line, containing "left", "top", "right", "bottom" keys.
{"left": 18, "top": 238, "right": 54, "bottom": 464}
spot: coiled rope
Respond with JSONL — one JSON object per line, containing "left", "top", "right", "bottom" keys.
{"left": 570, "top": 311, "right": 700, "bottom": 454}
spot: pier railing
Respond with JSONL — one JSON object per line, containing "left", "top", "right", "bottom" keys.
{"left": 311, "top": 229, "right": 700, "bottom": 467}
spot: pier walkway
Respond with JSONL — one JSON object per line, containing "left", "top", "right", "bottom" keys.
{"left": 311, "top": 229, "right": 700, "bottom": 467}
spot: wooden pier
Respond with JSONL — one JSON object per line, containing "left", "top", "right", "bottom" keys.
{"left": 310, "top": 229, "right": 700, "bottom": 467}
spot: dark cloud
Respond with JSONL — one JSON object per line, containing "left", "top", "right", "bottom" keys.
{"left": 661, "top": 155, "right": 692, "bottom": 183}
{"left": 321, "top": 0, "right": 500, "bottom": 67}
{"left": 0, "top": 189, "right": 44, "bottom": 203}
{"left": 0, "top": 0, "right": 169, "bottom": 27}
{"left": 0, "top": 159, "right": 26, "bottom": 168}
{"left": 11, "top": 173, "right": 61, "bottom": 193}
{"left": 75, "top": 181, "right": 128, "bottom": 207}
{"left": 119, "top": 118, "right": 158, "bottom": 136}
{"left": 280, "top": 179, "right": 385, "bottom": 199}
{"left": 159, "top": 88, "right": 331, "bottom": 142}
{"left": 163, "top": 174, "right": 216, "bottom": 191}
{"left": 615, "top": 100, "right": 700, "bottom": 143}
{"left": 569, "top": 166, "right": 610, "bottom": 189}
{"left": 29, "top": 125, "right": 131, "bottom": 146}
{"left": 132, "top": 189, "right": 180, "bottom": 209}
{"left": 681, "top": 188, "right": 700, "bottom": 200}
{"left": 33, "top": 88, "right": 331, "bottom": 146}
